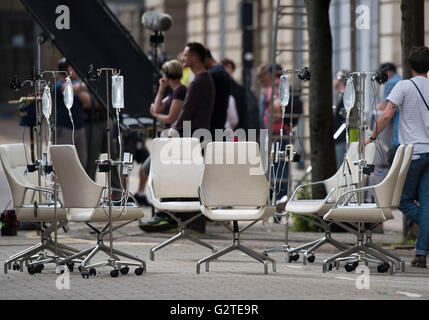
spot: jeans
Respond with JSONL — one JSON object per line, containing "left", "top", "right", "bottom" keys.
{"left": 398, "top": 153, "right": 429, "bottom": 256}
{"left": 335, "top": 141, "right": 347, "bottom": 170}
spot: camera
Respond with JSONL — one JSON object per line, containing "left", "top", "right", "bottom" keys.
{"left": 372, "top": 68, "right": 388, "bottom": 84}
{"left": 298, "top": 67, "right": 311, "bottom": 81}
{"left": 87, "top": 64, "right": 100, "bottom": 81}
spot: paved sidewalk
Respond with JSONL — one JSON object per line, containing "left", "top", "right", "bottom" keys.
{"left": 1, "top": 214, "right": 428, "bottom": 300}
{"left": 1, "top": 116, "right": 428, "bottom": 300}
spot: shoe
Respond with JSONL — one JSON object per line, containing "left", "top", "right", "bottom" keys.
{"left": 411, "top": 255, "right": 427, "bottom": 268}
{"left": 134, "top": 192, "right": 151, "bottom": 207}
{"left": 138, "top": 215, "right": 176, "bottom": 232}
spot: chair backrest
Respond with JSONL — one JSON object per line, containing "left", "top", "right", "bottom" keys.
{"left": 0, "top": 143, "right": 38, "bottom": 207}
{"left": 373, "top": 144, "right": 405, "bottom": 208}
{"left": 150, "top": 137, "right": 204, "bottom": 199}
{"left": 324, "top": 142, "right": 375, "bottom": 199}
{"left": 201, "top": 142, "right": 269, "bottom": 207}
{"left": 50, "top": 145, "right": 104, "bottom": 208}
{"left": 391, "top": 144, "right": 413, "bottom": 208}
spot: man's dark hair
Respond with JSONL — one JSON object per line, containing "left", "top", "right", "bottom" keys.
{"left": 185, "top": 42, "right": 206, "bottom": 63}
{"left": 380, "top": 62, "right": 397, "bottom": 73}
{"left": 221, "top": 57, "right": 236, "bottom": 72}
{"left": 408, "top": 46, "right": 429, "bottom": 74}
{"left": 58, "top": 57, "right": 70, "bottom": 72}
{"left": 204, "top": 48, "right": 213, "bottom": 60}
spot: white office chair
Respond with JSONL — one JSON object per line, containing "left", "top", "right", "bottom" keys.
{"left": 147, "top": 137, "right": 217, "bottom": 260}
{"left": 272, "top": 142, "right": 375, "bottom": 264}
{"left": 322, "top": 144, "right": 407, "bottom": 274}
{"left": 50, "top": 144, "right": 146, "bottom": 278}
{"left": 197, "top": 141, "right": 276, "bottom": 274}
{"left": 0, "top": 143, "right": 80, "bottom": 274}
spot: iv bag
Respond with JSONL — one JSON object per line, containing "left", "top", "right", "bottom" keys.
{"left": 64, "top": 77, "right": 74, "bottom": 110}
{"left": 278, "top": 74, "right": 290, "bottom": 107}
{"left": 343, "top": 78, "right": 355, "bottom": 111}
{"left": 42, "top": 85, "right": 52, "bottom": 120}
{"left": 112, "top": 75, "right": 124, "bottom": 109}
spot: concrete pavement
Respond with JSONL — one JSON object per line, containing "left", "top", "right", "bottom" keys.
{"left": 0, "top": 214, "right": 428, "bottom": 300}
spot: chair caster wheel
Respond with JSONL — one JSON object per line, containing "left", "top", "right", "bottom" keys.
{"left": 345, "top": 262, "right": 357, "bottom": 272}
{"left": 66, "top": 263, "right": 75, "bottom": 272}
{"left": 27, "top": 265, "right": 36, "bottom": 275}
{"left": 89, "top": 268, "right": 96, "bottom": 276}
{"left": 110, "top": 269, "right": 119, "bottom": 278}
{"left": 35, "top": 264, "right": 44, "bottom": 273}
{"left": 120, "top": 267, "right": 129, "bottom": 275}
{"left": 377, "top": 262, "right": 389, "bottom": 273}
{"left": 135, "top": 267, "right": 144, "bottom": 276}
{"left": 306, "top": 255, "right": 315, "bottom": 263}
{"left": 288, "top": 254, "right": 299, "bottom": 262}
{"left": 12, "top": 262, "right": 20, "bottom": 271}
{"left": 325, "top": 262, "right": 333, "bottom": 272}
{"left": 81, "top": 270, "right": 90, "bottom": 278}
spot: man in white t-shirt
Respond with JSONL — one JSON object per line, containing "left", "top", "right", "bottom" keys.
{"left": 365, "top": 46, "right": 429, "bottom": 268}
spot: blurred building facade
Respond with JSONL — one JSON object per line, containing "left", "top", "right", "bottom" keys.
{"left": 1, "top": 0, "right": 428, "bottom": 115}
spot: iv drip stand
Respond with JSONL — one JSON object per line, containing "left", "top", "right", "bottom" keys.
{"left": 262, "top": 68, "right": 302, "bottom": 261}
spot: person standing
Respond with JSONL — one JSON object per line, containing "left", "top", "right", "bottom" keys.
{"left": 56, "top": 58, "right": 91, "bottom": 166}
{"left": 377, "top": 62, "right": 402, "bottom": 164}
{"left": 204, "top": 49, "right": 231, "bottom": 140}
{"left": 365, "top": 46, "right": 429, "bottom": 268}
{"left": 172, "top": 42, "right": 215, "bottom": 137}
{"left": 333, "top": 70, "right": 349, "bottom": 168}
{"left": 138, "top": 60, "right": 188, "bottom": 232}
{"left": 221, "top": 57, "right": 248, "bottom": 132}
{"left": 256, "top": 64, "right": 271, "bottom": 130}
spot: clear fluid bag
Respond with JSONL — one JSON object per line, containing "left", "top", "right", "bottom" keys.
{"left": 112, "top": 75, "right": 124, "bottom": 109}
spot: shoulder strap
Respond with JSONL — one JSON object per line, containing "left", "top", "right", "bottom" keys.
{"left": 409, "top": 79, "right": 429, "bottom": 111}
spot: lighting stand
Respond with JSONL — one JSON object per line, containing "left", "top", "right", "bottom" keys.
{"left": 149, "top": 31, "right": 163, "bottom": 217}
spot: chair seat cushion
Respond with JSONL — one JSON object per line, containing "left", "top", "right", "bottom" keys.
{"left": 201, "top": 206, "right": 265, "bottom": 221}
{"left": 323, "top": 203, "right": 392, "bottom": 223}
{"left": 17, "top": 206, "right": 68, "bottom": 222}
{"left": 286, "top": 200, "right": 333, "bottom": 216}
{"left": 152, "top": 200, "right": 201, "bottom": 212}
{"left": 67, "top": 205, "right": 144, "bottom": 222}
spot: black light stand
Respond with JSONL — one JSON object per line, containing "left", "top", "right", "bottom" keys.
{"left": 148, "top": 31, "right": 163, "bottom": 217}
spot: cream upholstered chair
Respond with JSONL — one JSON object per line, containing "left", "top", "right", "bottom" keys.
{"left": 322, "top": 144, "right": 407, "bottom": 274}
{"left": 270, "top": 142, "right": 375, "bottom": 264}
{"left": 325, "top": 144, "right": 414, "bottom": 273}
{"left": 197, "top": 141, "right": 276, "bottom": 274}
{"left": 147, "top": 137, "right": 216, "bottom": 261}
{"left": 0, "top": 144, "right": 79, "bottom": 274}
{"left": 50, "top": 145, "right": 146, "bottom": 278}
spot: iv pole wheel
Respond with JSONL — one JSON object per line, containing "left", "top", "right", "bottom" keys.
{"left": 120, "top": 266, "right": 129, "bottom": 275}
{"left": 135, "top": 267, "right": 144, "bottom": 276}
{"left": 306, "top": 254, "right": 315, "bottom": 263}
{"left": 288, "top": 253, "right": 300, "bottom": 262}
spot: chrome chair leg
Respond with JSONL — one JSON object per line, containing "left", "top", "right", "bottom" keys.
{"left": 149, "top": 221, "right": 216, "bottom": 261}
